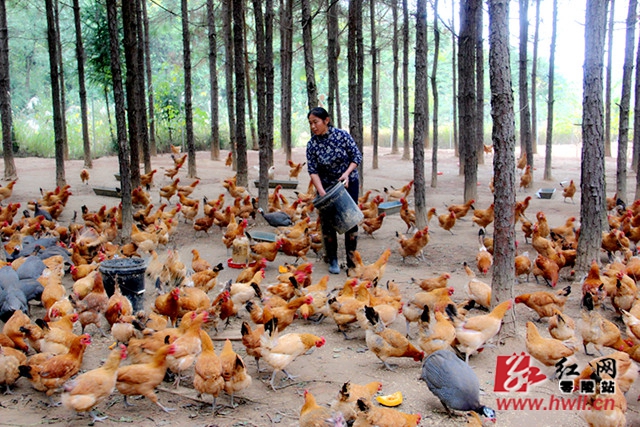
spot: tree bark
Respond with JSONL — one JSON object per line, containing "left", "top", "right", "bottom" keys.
{"left": 207, "top": 0, "right": 220, "bottom": 161}
{"left": 265, "top": 0, "right": 274, "bottom": 167}
{"left": 605, "top": 0, "right": 615, "bottom": 159}
{"left": 391, "top": 0, "right": 399, "bottom": 154}
{"left": 349, "top": 0, "right": 364, "bottom": 193}
{"left": 280, "top": 0, "right": 292, "bottom": 162}
{"left": 414, "top": 0, "right": 428, "bottom": 228}
{"left": 370, "top": 0, "right": 379, "bottom": 170}
{"left": 327, "top": 0, "right": 340, "bottom": 127}
{"left": 253, "top": 0, "right": 269, "bottom": 211}
{"left": 476, "top": 6, "right": 484, "bottom": 165}
{"left": 431, "top": 0, "right": 440, "bottom": 188}
{"left": 122, "top": 0, "right": 141, "bottom": 188}
{"left": 301, "top": 0, "right": 318, "bottom": 110}
{"left": 54, "top": 0, "right": 68, "bottom": 161}
{"left": 223, "top": 0, "right": 236, "bottom": 169}
{"left": 531, "top": 0, "right": 540, "bottom": 155}
{"left": 0, "top": 0, "right": 16, "bottom": 180}
{"left": 616, "top": 0, "right": 637, "bottom": 204}
{"left": 135, "top": 0, "right": 150, "bottom": 174}
{"left": 72, "top": 0, "right": 91, "bottom": 169}
{"left": 243, "top": 14, "right": 257, "bottom": 152}
{"left": 544, "top": 0, "right": 558, "bottom": 181}
{"left": 519, "top": 0, "right": 532, "bottom": 172}
{"left": 576, "top": 0, "right": 607, "bottom": 275}
{"left": 181, "top": 0, "right": 196, "bottom": 178}
{"left": 634, "top": 20, "right": 640, "bottom": 199}
{"left": 402, "top": 0, "right": 410, "bottom": 160}
{"left": 141, "top": 0, "right": 156, "bottom": 156}
{"left": 459, "top": 0, "right": 480, "bottom": 201}
{"left": 106, "top": 0, "right": 131, "bottom": 240}
{"left": 488, "top": 0, "right": 516, "bottom": 335}
{"left": 233, "top": 0, "right": 248, "bottom": 186}
{"left": 451, "top": 0, "right": 458, "bottom": 158}
{"left": 45, "top": 0, "right": 65, "bottom": 187}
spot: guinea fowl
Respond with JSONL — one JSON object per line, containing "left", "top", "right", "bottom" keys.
{"left": 33, "top": 201, "right": 53, "bottom": 221}
{"left": 258, "top": 208, "right": 293, "bottom": 227}
{"left": 420, "top": 349, "right": 496, "bottom": 422}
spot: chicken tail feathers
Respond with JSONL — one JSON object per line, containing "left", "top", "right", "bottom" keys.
{"left": 445, "top": 303, "right": 459, "bottom": 323}
{"left": 364, "top": 305, "right": 378, "bottom": 326}
{"left": 558, "top": 285, "right": 571, "bottom": 297}
{"left": 582, "top": 292, "right": 594, "bottom": 311}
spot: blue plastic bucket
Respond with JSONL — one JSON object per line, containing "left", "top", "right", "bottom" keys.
{"left": 313, "top": 182, "right": 364, "bottom": 234}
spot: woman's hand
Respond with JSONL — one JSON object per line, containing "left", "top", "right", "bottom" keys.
{"left": 338, "top": 172, "right": 350, "bottom": 188}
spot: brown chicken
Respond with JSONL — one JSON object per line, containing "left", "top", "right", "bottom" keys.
{"left": 471, "top": 204, "right": 494, "bottom": 228}
{"left": 247, "top": 295, "right": 313, "bottom": 332}
{"left": 190, "top": 249, "right": 211, "bottom": 273}
{"left": 532, "top": 254, "right": 560, "bottom": 288}
{"left": 560, "top": 180, "right": 576, "bottom": 203}
{"left": 438, "top": 210, "right": 457, "bottom": 234}
{"left": 525, "top": 321, "right": 574, "bottom": 369}
{"left": 105, "top": 282, "right": 134, "bottom": 327}
{"left": 447, "top": 199, "right": 475, "bottom": 219}
{"left": 260, "top": 318, "right": 325, "bottom": 390}
{"left": 475, "top": 232, "right": 493, "bottom": 275}
{"left": 384, "top": 180, "right": 414, "bottom": 201}
{"left": 396, "top": 226, "right": 430, "bottom": 262}
{"left": 0, "top": 180, "right": 16, "bottom": 204}
{"left": 519, "top": 165, "right": 532, "bottom": 190}
{"left": 574, "top": 352, "right": 638, "bottom": 396}
{"left": 0, "top": 345, "right": 21, "bottom": 392}
{"left": 278, "top": 232, "right": 311, "bottom": 262}
{"left": 240, "top": 321, "right": 265, "bottom": 372}
{"left": 515, "top": 286, "right": 571, "bottom": 321}
{"left": 417, "top": 305, "right": 456, "bottom": 355}
{"left": 581, "top": 293, "right": 629, "bottom": 356}
{"left": 177, "top": 179, "right": 200, "bottom": 198}
{"left": 116, "top": 341, "right": 177, "bottom": 412}
{"left": 219, "top": 338, "right": 252, "bottom": 405}
{"left": 19, "top": 334, "right": 92, "bottom": 400}
{"left": 582, "top": 261, "right": 606, "bottom": 308}
{"left": 514, "top": 196, "right": 532, "bottom": 221}
{"left": 225, "top": 151, "right": 233, "bottom": 167}
{"left": 299, "top": 389, "right": 333, "bottom": 427}
{"left": 80, "top": 169, "right": 90, "bottom": 185}
{"left": 167, "top": 311, "right": 208, "bottom": 386}
{"left": 447, "top": 300, "right": 512, "bottom": 363}
{"left": 463, "top": 262, "right": 491, "bottom": 309}
{"left": 582, "top": 374, "right": 627, "bottom": 427}
{"left": 61, "top": 344, "right": 127, "bottom": 422}
{"left": 154, "top": 288, "right": 181, "bottom": 326}
{"left": 71, "top": 272, "right": 109, "bottom": 335}
{"left": 288, "top": 159, "right": 306, "bottom": 179}
{"left": 362, "top": 212, "right": 386, "bottom": 237}
{"left": 3, "top": 310, "right": 32, "bottom": 352}
{"left": 412, "top": 273, "right": 451, "bottom": 292}
{"left": 248, "top": 240, "right": 283, "bottom": 262}
{"left": 399, "top": 198, "right": 416, "bottom": 232}
{"left": 176, "top": 286, "right": 211, "bottom": 318}
{"left": 222, "top": 218, "right": 248, "bottom": 249}
{"left": 348, "top": 248, "right": 391, "bottom": 282}
{"left": 194, "top": 331, "right": 225, "bottom": 410}
{"left": 354, "top": 398, "right": 421, "bottom": 427}
{"left": 159, "top": 178, "right": 180, "bottom": 204}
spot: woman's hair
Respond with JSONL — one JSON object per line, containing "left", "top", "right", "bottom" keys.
{"left": 307, "top": 107, "right": 330, "bottom": 121}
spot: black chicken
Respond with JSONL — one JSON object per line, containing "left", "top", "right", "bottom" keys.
{"left": 257, "top": 208, "right": 293, "bottom": 227}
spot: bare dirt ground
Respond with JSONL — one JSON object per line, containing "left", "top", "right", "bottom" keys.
{"left": 2, "top": 142, "right": 638, "bottom": 427}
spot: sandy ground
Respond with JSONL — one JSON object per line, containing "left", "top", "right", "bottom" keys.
{"left": 1, "top": 142, "right": 638, "bottom": 427}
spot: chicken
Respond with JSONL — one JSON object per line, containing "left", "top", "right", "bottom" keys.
{"left": 167, "top": 311, "right": 208, "bottom": 387}
{"left": 190, "top": 264, "right": 223, "bottom": 293}
{"left": 219, "top": 339, "right": 252, "bottom": 405}
{"left": 519, "top": 165, "right": 532, "bottom": 190}
{"left": 154, "top": 288, "right": 181, "bottom": 326}
{"left": 0, "top": 180, "right": 16, "bottom": 204}
{"left": 223, "top": 218, "right": 248, "bottom": 249}
{"left": 131, "top": 186, "right": 152, "bottom": 207}
{"left": 420, "top": 349, "right": 496, "bottom": 422}
{"left": 72, "top": 270, "right": 99, "bottom": 299}
{"left": 179, "top": 201, "right": 199, "bottom": 223}
{"left": 348, "top": 248, "right": 391, "bottom": 282}
{"left": 2, "top": 309, "right": 32, "bottom": 352}
{"left": 105, "top": 282, "right": 133, "bottom": 327}
{"left": 354, "top": 398, "right": 422, "bottom": 427}
{"left": 299, "top": 389, "right": 333, "bottom": 427}
{"left": 190, "top": 249, "right": 211, "bottom": 273}
{"left": 359, "top": 195, "right": 383, "bottom": 219}
{"left": 247, "top": 295, "right": 312, "bottom": 332}
{"left": 139, "top": 169, "right": 157, "bottom": 189}
{"left": 177, "top": 179, "right": 200, "bottom": 198}
{"left": 471, "top": 204, "right": 494, "bottom": 228}
{"left": 384, "top": 180, "right": 414, "bottom": 201}
{"left": 525, "top": 321, "right": 574, "bottom": 369}
{"left": 19, "top": 334, "right": 92, "bottom": 399}
{"left": 225, "top": 151, "right": 233, "bottom": 167}
{"left": 399, "top": 198, "right": 416, "bottom": 232}
{"left": 417, "top": 305, "right": 456, "bottom": 355}
{"left": 159, "top": 178, "right": 180, "bottom": 204}
{"left": 240, "top": 321, "right": 265, "bottom": 372}
{"left": 363, "top": 306, "right": 424, "bottom": 370}
{"left": 447, "top": 300, "right": 512, "bottom": 363}
{"left": 260, "top": 318, "right": 325, "bottom": 390}
{"left": 288, "top": 159, "right": 306, "bottom": 179}
{"left": 80, "top": 169, "right": 90, "bottom": 185}
{"left": 70, "top": 272, "right": 109, "bottom": 336}
{"left": 249, "top": 239, "right": 283, "bottom": 262}
{"left": 532, "top": 254, "right": 560, "bottom": 288}
{"left": 235, "top": 258, "right": 267, "bottom": 284}
{"left": 172, "top": 153, "right": 187, "bottom": 167}
{"left": 602, "top": 229, "right": 630, "bottom": 261}
{"left": 515, "top": 286, "right": 572, "bottom": 321}
{"left": 581, "top": 293, "right": 629, "bottom": 356}
{"left": 331, "top": 380, "right": 383, "bottom": 423}
{"left": 412, "top": 273, "right": 451, "bottom": 292}
{"left": 396, "top": 226, "right": 430, "bottom": 262}
{"left": 278, "top": 232, "right": 311, "bottom": 262}
{"left": 581, "top": 260, "right": 606, "bottom": 308}
{"left": 191, "top": 331, "right": 225, "bottom": 410}
{"left": 514, "top": 195, "right": 532, "bottom": 221}
{"left": 447, "top": 199, "right": 475, "bottom": 219}
{"left": 0, "top": 345, "right": 21, "bottom": 393}
{"left": 582, "top": 374, "right": 627, "bottom": 427}
{"left": 222, "top": 178, "right": 248, "bottom": 199}
{"left": 475, "top": 230, "right": 493, "bottom": 275}
{"left": 61, "top": 344, "right": 127, "bottom": 422}
{"left": 463, "top": 262, "right": 491, "bottom": 309}
{"left": 361, "top": 212, "right": 386, "bottom": 237}
{"left": 116, "top": 341, "right": 177, "bottom": 413}
{"left": 514, "top": 243, "right": 533, "bottom": 283}
{"left": 176, "top": 286, "right": 211, "bottom": 318}
{"left": 560, "top": 180, "right": 576, "bottom": 203}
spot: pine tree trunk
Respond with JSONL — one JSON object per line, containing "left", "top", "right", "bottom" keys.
{"left": 135, "top": 0, "right": 150, "bottom": 174}
{"left": 476, "top": 8, "right": 484, "bottom": 165}
{"left": 488, "top": 0, "right": 516, "bottom": 334}
{"left": 605, "top": 0, "right": 615, "bottom": 159}
{"left": 301, "top": 0, "right": 318, "bottom": 110}
{"left": 181, "top": 0, "right": 196, "bottom": 178}
{"left": 452, "top": 0, "right": 458, "bottom": 158}
{"left": 207, "top": 0, "right": 220, "bottom": 161}
{"left": 72, "top": 0, "right": 91, "bottom": 169}
{"left": 616, "top": 0, "right": 637, "bottom": 204}
{"left": 0, "top": 0, "right": 15, "bottom": 180}
{"left": 223, "top": 0, "right": 236, "bottom": 168}
{"left": 265, "top": 0, "right": 274, "bottom": 167}
{"left": 531, "top": 0, "right": 540, "bottom": 157}
{"left": 459, "top": 0, "right": 480, "bottom": 201}
{"left": 544, "top": 0, "right": 558, "bottom": 181}
{"left": 414, "top": 0, "right": 428, "bottom": 228}
{"left": 279, "top": 0, "right": 292, "bottom": 162}
{"left": 122, "top": 0, "right": 141, "bottom": 188}
{"left": 370, "top": 0, "right": 379, "bottom": 170}
{"left": 243, "top": 15, "right": 257, "bottom": 152}
{"left": 233, "top": 0, "right": 248, "bottom": 186}
{"left": 519, "top": 0, "right": 532, "bottom": 172}
{"left": 391, "top": 0, "right": 399, "bottom": 155}
{"left": 253, "top": 0, "right": 269, "bottom": 211}
{"left": 431, "top": 0, "right": 440, "bottom": 188}
{"left": 106, "top": 0, "right": 131, "bottom": 240}
{"left": 576, "top": 0, "right": 607, "bottom": 275}
{"left": 141, "top": 0, "right": 156, "bottom": 157}
{"left": 54, "top": 0, "right": 68, "bottom": 161}
{"left": 402, "top": 0, "right": 411, "bottom": 160}
{"left": 327, "top": 1, "right": 339, "bottom": 124}
{"left": 45, "top": 0, "right": 65, "bottom": 187}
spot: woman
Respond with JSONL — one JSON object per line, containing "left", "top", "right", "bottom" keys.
{"left": 306, "top": 107, "right": 362, "bottom": 274}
